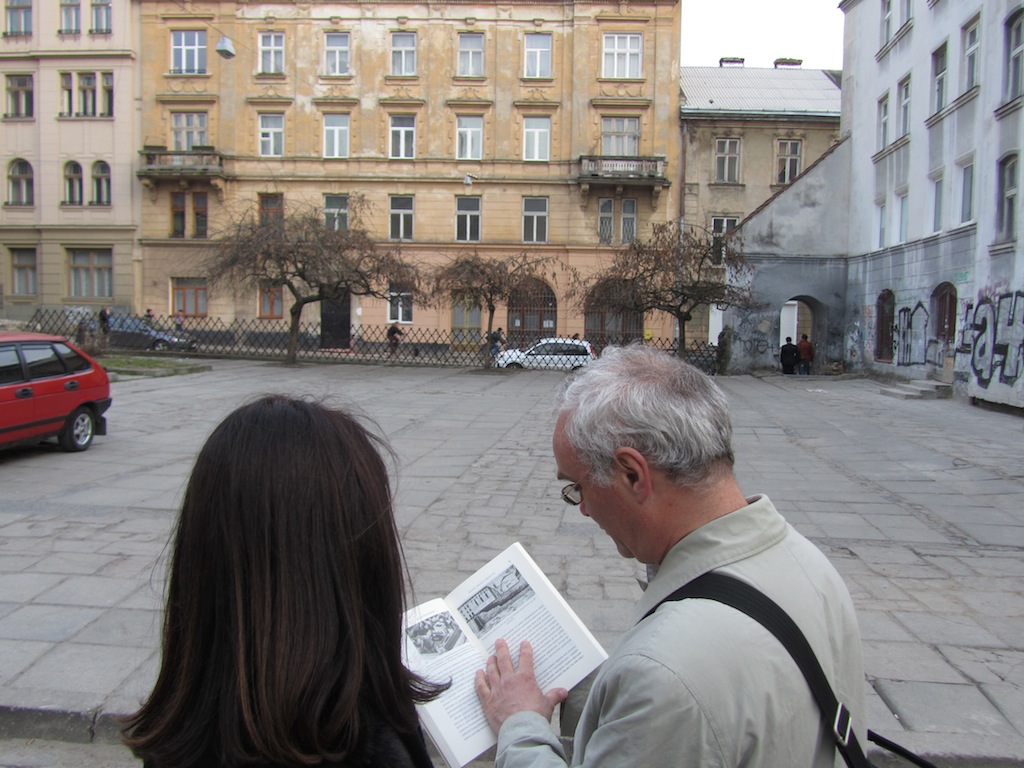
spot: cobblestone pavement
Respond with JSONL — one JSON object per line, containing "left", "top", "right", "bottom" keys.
{"left": 0, "top": 360, "right": 1022, "bottom": 767}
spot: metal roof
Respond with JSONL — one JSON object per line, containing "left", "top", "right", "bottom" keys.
{"left": 680, "top": 66, "right": 841, "bottom": 116}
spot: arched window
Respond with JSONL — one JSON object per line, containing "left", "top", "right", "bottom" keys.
{"left": 91, "top": 160, "right": 110, "bottom": 205}
{"left": 507, "top": 277, "right": 557, "bottom": 348}
{"left": 64, "top": 161, "right": 83, "bottom": 205}
{"left": 876, "top": 290, "right": 895, "bottom": 362}
{"left": 932, "top": 283, "right": 957, "bottom": 346}
{"left": 1006, "top": 10, "right": 1023, "bottom": 101}
{"left": 7, "top": 159, "right": 33, "bottom": 205}
{"left": 584, "top": 279, "right": 643, "bottom": 352}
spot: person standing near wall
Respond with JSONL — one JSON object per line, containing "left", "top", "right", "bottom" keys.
{"left": 797, "top": 334, "right": 814, "bottom": 375}
{"left": 780, "top": 337, "right": 799, "bottom": 374}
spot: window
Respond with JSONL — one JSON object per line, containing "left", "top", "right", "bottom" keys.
{"left": 69, "top": 248, "right": 112, "bottom": 298}
{"left": 171, "top": 30, "right": 207, "bottom": 75}
{"left": 932, "top": 176, "right": 943, "bottom": 232}
{"left": 325, "top": 194, "right": 348, "bottom": 230}
{"left": 259, "top": 32, "right": 284, "bottom": 75}
{"left": 59, "top": 0, "right": 79, "bottom": 33}
{"left": 960, "top": 163, "right": 974, "bottom": 223}
{"left": 877, "top": 201, "right": 887, "bottom": 248}
{"left": 388, "top": 283, "right": 413, "bottom": 323}
{"left": 963, "top": 21, "right": 980, "bottom": 91}
{"left": 64, "top": 161, "right": 83, "bottom": 205}
{"left": 998, "top": 155, "right": 1018, "bottom": 240}
{"left": 389, "top": 195, "right": 413, "bottom": 240}
{"left": 524, "top": 33, "right": 551, "bottom": 78}
{"left": 7, "top": 159, "right": 32, "bottom": 205}
{"left": 621, "top": 199, "right": 637, "bottom": 244}
{"left": 171, "top": 192, "right": 186, "bottom": 237}
{"left": 877, "top": 95, "right": 889, "bottom": 149}
{"left": 172, "top": 112, "right": 207, "bottom": 150}
{"left": 598, "top": 198, "right": 614, "bottom": 244}
{"left": 193, "top": 192, "right": 207, "bottom": 238}
{"left": 523, "top": 116, "right": 550, "bottom": 161}
{"left": 172, "top": 277, "right": 207, "bottom": 316}
{"left": 259, "top": 193, "right": 283, "bottom": 226}
{"left": 60, "top": 73, "right": 73, "bottom": 116}
{"left": 776, "top": 140, "right": 802, "bottom": 184}
{"left": 90, "top": 0, "right": 109, "bottom": 33}
{"left": 881, "top": 0, "right": 893, "bottom": 44}
{"left": 932, "top": 45, "right": 947, "bottom": 113}
{"left": 456, "top": 196, "right": 481, "bottom": 241}
{"left": 897, "top": 193, "right": 909, "bottom": 242}
{"left": 325, "top": 32, "right": 350, "bottom": 75}
{"left": 391, "top": 32, "right": 416, "bottom": 76}
{"left": 523, "top": 197, "right": 547, "bottom": 243}
{"left": 876, "top": 290, "right": 895, "bottom": 361}
{"left": 5, "top": 74, "right": 32, "bottom": 118}
{"left": 458, "top": 32, "right": 484, "bottom": 77}
{"left": 259, "top": 113, "right": 284, "bottom": 157}
{"left": 390, "top": 115, "right": 415, "bottom": 159}
{"left": 715, "top": 138, "right": 740, "bottom": 183}
{"left": 456, "top": 115, "right": 483, "bottom": 160}
{"left": 601, "top": 117, "right": 639, "bottom": 155}
{"left": 12, "top": 248, "right": 36, "bottom": 294}
{"left": 91, "top": 161, "right": 110, "bottom": 205}
{"left": 1007, "top": 13, "right": 1023, "bottom": 101}
{"left": 78, "top": 73, "right": 96, "bottom": 116}
{"left": 712, "top": 216, "right": 739, "bottom": 260}
{"left": 603, "top": 33, "right": 641, "bottom": 78}
{"left": 323, "top": 113, "right": 350, "bottom": 158}
{"left": 100, "top": 72, "right": 113, "bottom": 116}
{"left": 6, "top": 0, "right": 31, "bottom": 35}
{"left": 897, "top": 77, "right": 911, "bottom": 137}
{"left": 259, "top": 284, "right": 284, "bottom": 318}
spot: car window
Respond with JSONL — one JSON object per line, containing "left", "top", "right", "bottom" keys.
{"left": 531, "top": 343, "right": 556, "bottom": 355}
{"left": 22, "top": 344, "right": 68, "bottom": 380}
{"left": 0, "top": 344, "right": 24, "bottom": 385}
{"left": 54, "top": 343, "right": 92, "bottom": 373}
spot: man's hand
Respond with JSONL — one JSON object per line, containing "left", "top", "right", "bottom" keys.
{"left": 475, "top": 638, "right": 568, "bottom": 733}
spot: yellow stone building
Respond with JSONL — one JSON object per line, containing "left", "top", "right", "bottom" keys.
{"left": 135, "top": 0, "right": 682, "bottom": 345}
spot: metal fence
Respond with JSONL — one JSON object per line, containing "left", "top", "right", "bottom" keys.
{"left": 26, "top": 308, "right": 720, "bottom": 374}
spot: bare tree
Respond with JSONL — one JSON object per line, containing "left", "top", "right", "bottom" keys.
{"left": 579, "top": 221, "right": 759, "bottom": 356}
{"left": 429, "top": 251, "right": 556, "bottom": 367}
{"left": 205, "top": 198, "right": 417, "bottom": 365}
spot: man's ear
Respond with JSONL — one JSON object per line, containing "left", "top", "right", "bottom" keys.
{"left": 613, "top": 447, "right": 652, "bottom": 501}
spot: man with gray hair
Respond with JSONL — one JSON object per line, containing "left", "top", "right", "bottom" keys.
{"left": 475, "top": 344, "right": 866, "bottom": 767}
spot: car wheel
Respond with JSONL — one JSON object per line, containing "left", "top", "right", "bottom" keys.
{"left": 59, "top": 406, "right": 95, "bottom": 452}
{"left": 506, "top": 362, "right": 523, "bottom": 369}
{"left": 152, "top": 340, "right": 169, "bottom": 351}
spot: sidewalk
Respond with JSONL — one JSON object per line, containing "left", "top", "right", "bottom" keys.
{"left": 1, "top": 360, "right": 1022, "bottom": 766}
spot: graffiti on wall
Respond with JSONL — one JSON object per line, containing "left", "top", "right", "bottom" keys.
{"left": 896, "top": 302, "right": 929, "bottom": 366}
{"left": 962, "top": 290, "right": 1024, "bottom": 389}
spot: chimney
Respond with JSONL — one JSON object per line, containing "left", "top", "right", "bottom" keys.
{"left": 718, "top": 57, "right": 745, "bottom": 68}
{"left": 773, "top": 58, "right": 803, "bottom": 68}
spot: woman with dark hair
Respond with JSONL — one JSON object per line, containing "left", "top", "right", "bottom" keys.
{"left": 122, "top": 396, "right": 444, "bottom": 767}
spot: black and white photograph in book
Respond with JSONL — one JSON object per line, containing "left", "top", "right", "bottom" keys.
{"left": 406, "top": 612, "right": 467, "bottom": 655}
{"left": 458, "top": 565, "right": 534, "bottom": 633}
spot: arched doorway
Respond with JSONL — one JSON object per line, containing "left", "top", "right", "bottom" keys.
{"left": 584, "top": 279, "right": 643, "bottom": 353}
{"left": 507, "top": 277, "right": 557, "bottom": 347}
{"left": 876, "top": 290, "right": 895, "bottom": 362}
{"left": 778, "top": 299, "right": 814, "bottom": 347}
{"left": 931, "top": 282, "right": 957, "bottom": 382}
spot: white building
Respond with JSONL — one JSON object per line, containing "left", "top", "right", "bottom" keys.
{"left": 731, "top": 0, "right": 1023, "bottom": 409}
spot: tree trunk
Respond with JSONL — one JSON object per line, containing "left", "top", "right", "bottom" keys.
{"left": 675, "top": 314, "right": 688, "bottom": 359}
{"left": 484, "top": 305, "right": 496, "bottom": 369}
{"left": 285, "top": 302, "right": 304, "bottom": 365}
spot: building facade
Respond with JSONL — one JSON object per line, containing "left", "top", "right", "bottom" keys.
{"left": 134, "top": 0, "right": 682, "bottom": 344}
{"left": 731, "top": 0, "right": 1023, "bottom": 409}
{"left": 0, "top": 0, "right": 140, "bottom": 320}
{"left": 679, "top": 60, "right": 841, "bottom": 343}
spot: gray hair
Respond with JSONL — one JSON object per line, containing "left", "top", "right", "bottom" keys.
{"left": 554, "top": 345, "right": 734, "bottom": 487}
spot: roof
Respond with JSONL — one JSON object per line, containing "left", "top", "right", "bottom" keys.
{"left": 680, "top": 66, "right": 841, "bottom": 117}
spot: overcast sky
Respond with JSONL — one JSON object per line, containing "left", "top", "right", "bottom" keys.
{"left": 680, "top": 0, "right": 846, "bottom": 70}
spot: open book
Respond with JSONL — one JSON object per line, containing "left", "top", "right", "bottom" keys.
{"left": 402, "top": 543, "right": 608, "bottom": 768}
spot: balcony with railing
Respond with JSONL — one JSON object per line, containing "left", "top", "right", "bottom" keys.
{"left": 137, "top": 146, "right": 228, "bottom": 181}
{"left": 577, "top": 155, "right": 670, "bottom": 209}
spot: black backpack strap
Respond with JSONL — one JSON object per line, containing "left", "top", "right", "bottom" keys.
{"left": 644, "top": 571, "right": 934, "bottom": 768}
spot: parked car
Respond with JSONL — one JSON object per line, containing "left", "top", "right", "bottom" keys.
{"left": 494, "top": 337, "right": 597, "bottom": 371}
{"left": 107, "top": 314, "right": 197, "bottom": 351}
{"left": 0, "top": 331, "right": 112, "bottom": 452}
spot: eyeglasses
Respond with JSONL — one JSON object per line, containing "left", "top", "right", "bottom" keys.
{"left": 561, "top": 482, "right": 583, "bottom": 506}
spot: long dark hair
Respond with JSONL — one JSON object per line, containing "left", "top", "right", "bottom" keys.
{"left": 122, "top": 396, "right": 443, "bottom": 766}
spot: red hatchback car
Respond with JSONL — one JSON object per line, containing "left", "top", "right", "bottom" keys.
{"left": 0, "top": 331, "right": 112, "bottom": 452}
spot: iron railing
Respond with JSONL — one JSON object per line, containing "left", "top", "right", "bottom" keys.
{"left": 25, "top": 308, "right": 720, "bottom": 374}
